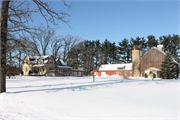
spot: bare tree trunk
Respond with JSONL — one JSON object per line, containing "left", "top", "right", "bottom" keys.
{"left": 1, "top": 0, "right": 10, "bottom": 93}
{"left": 18, "top": 47, "right": 22, "bottom": 73}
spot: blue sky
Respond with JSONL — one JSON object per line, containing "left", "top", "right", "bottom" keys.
{"left": 31, "top": 1, "right": 179, "bottom": 45}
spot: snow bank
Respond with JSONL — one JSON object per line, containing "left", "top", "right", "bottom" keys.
{"left": 0, "top": 76, "right": 179, "bottom": 119}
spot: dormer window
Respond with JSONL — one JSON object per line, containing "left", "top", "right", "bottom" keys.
{"left": 40, "top": 60, "right": 43, "bottom": 64}
{"left": 49, "top": 60, "right": 53, "bottom": 64}
{"left": 26, "top": 59, "right": 28, "bottom": 64}
{"left": 117, "top": 67, "right": 125, "bottom": 70}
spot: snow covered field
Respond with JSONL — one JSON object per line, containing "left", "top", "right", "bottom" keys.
{"left": 0, "top": 76, "right": 180, "bottom": 120}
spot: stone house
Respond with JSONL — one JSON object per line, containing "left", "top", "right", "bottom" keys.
{"left": 22, "top": 55, "right": 84, "bottom": 76}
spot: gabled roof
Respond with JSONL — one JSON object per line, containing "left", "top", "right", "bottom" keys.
{"left": 140, "top": 47, "right": 178, "bottom": 64}
{"left": 98, "top": 63, "right": 132, "bottom": 71}
{"left": 60, "top": 59, "right": 67, "bottom": 66}
{"left": 28, "top": 55, "right": 51, "bottom": 64}
{"left": 140, "top": 47, "right": 165, "bottom": 62}
{"left": 56, "top": 65, "right": 72, "bottom": 69}
{"left": 145, "top": 67, "right": 161, "bottom": 71}
{"left": 55, "top": 58, "right": 67, "bottom": 66}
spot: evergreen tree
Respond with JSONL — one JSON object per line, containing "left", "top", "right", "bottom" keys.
{"left": 130, "top": 37, "right": 142, "bottom": 47}
{"left": 159, "top": 34, "right": 179, "bottom": 58}
{"left": 117, "top": 38, "right": 130, "bottom": 63}
{"left": 147, "top": 35, "right": 158, "bottom": 50}
{"left": 159, "top": 35, "right": 171, "bottom": 52}
{"left": 102, "top": 39, "right": 111, "bottom": 64}
{"left": 94, "top": 40, "right": 102, "bottom": 69}
{"left": 160, "top": 51, "right": 177, "bottom": 79}
{"left": 130, "top": 37, "right": 147, "bottom": 61}
{"left": 109, "top": 42, "right": 117, "bottom": 64}
{"left": 140, "top": 37, "right": 147, "bottom": 57}
{"left": 170, "top": 34, "right": 179, "bottom": 58}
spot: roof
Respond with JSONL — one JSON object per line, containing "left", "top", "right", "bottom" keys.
{"left": 30, "top": 61, "right": 37, "bottom": 64}
{"left": 145, "top": 67, "right": 161, "bottom": 71}
{"left": 98, "top": 63, "right": 132, "bottom": 71}
{"left": 132, "top": 46, "right": 140, "bottom": 50}
{"left": 28, "top": 55, "right": 51, "bottom": 64}
{"left": 71, "top": 69, "right": 84, "bottom": 72}
{"left": 32, "top": 64, "right": 45, "bottom": 67}
{"left": 140, "top": 47, "right": 165, "bottom": 62}
{"left": 59, "top": 59, "right": 67, "bottom": 66}
{"left": 140, "top": 47, "right": 178, "bottom": 64}
{"left": 27, "top": 55, "right": 70, "bottom": 66}
{"left": 56, "top": 65, "right": 72, "bottom": 69}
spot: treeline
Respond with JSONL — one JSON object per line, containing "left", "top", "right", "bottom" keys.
{"left": 67, "top": 34, "right": 179, "bottom": 75}
{"left": 7, "top": 31, "right": 179, "bottom": 76}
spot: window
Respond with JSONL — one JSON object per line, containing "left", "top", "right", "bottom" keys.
{"left": 117, "top": 67, "right": 125, "bottom": 70}
{"left": 49, "top": 60, "right": 53, "bottom": 64}
{"left": 42, "top": 68, "right": 44, "bottom": 72}
{"left": 116, "top": 72, "right": 119, "bottom": 75}
{"left": 153, "top": 50, "right": 156, "bottom": 54}
{"left": 26, "top": 67, "right": 28, "bottom": 72}
{"left": 40, "top": 60, "right": 43, "bottom": 64}
{"left": 26, "top": 59, "right": 28, "bottom": 64}
{"left": 63, "top": 69, "right": 67, "bottom": 72}
{"left": 110, "top": 72, "right": 111, "bottom": 74}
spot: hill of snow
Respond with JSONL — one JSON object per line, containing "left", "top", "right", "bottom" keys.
{"left": 0, "top": 76, "right": 179, "bottom": 119}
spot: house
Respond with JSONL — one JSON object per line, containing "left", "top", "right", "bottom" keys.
{"left": 22, "top": 55, "right": 84, "bottom": 76}
{"left": 91, "top": 63, "right": 133, "bottom": 77}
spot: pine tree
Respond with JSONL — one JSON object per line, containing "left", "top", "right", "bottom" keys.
{"left": 147, "top": 35, "right": 158, "bottom": 50}
{"left": 160, "top": 51, "right": 177, "bottom": 79}
{"left": 102, "top": 39, "right": 111, "bottom": 64}
{"left": 117, "top": 38, "right": 130, "bottom": 63}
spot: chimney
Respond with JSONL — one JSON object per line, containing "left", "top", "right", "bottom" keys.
{"left": 157, "top": 45, "right": 163, "bottom": 51}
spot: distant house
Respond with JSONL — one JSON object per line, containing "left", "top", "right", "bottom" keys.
{"left": 91, "top": 63, "right": 133, "bottom": 77}
{"left": 22, "top": 55, "right": 84, "bottom": 77}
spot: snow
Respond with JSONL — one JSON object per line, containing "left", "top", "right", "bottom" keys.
{"left": 0, "top": 76, "right": 179, "bottom": 119}
{"left": 41, "top": 55, "right": 50, "bottom": 59}
{"left": 56, "top": 65, "right": 72, "bottom": 69}
{"left": 29, "top": 55, "right": 50, "bottom": 64}
{"left": 60, "top": 59, "right": 67, "bottom": 66}
{"left": 146, "top": 67, "right": 161, "bottom": 71}
{"left": 99, "top": 63, "right": 132, "bottom": 71}
{"left": 44, "top": 60, "right": 48, "bottom": 64}
{"left": 30, "top": 60, "right": 37, "bottom": 64}
{"left": 71, "top": 69, "right": 84, "bottom": 71}
{"left": 32, "top": 64, "right": 45, "bottom": 67}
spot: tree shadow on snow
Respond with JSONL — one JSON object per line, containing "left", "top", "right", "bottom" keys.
{"left": 6, "top": 80, "right": 125, "bottom": 94}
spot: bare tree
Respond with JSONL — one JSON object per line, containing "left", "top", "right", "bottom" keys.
{"left": 1, "top": 0, "right": 71, "bottom": 93}
{"left": 1, "top": 0, "right": 10, "bottom": 93}
{"left": 92, "top": 54, "right": 103, "bottom": 82}
{"left": 50, "top": 35, "right": 64, "bottom": 58}
{"left": 61, "top": 34, "right": 82, "bottom": 62}
{"left": 29, "top": 26, "right": 55, "bottom": 55}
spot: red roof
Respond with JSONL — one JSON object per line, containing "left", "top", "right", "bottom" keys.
{"left": 132, "top": 46, "right": 140, "bottom": 50}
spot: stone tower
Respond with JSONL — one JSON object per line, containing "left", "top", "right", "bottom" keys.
{"left": 132, "top": 46, "right": 140, "bottom": 77}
